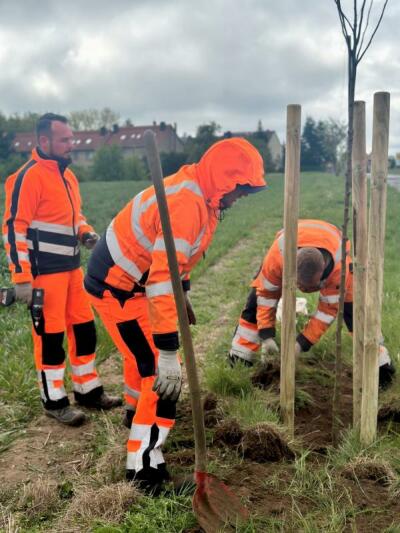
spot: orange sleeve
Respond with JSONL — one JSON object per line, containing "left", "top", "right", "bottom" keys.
{"left": 145, "top": 197, "right": 202, "bottom": 346}
{"left": 2, "top": 169, "right": 41, "bottom": 284}
{"left": 252, "top": 243, "right": 282, "bottom": 338}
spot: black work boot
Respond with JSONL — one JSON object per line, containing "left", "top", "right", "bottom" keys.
{"left": 123, "top": 407, "right": 136, "bottom": 429}
{"left": 45, "top": 405, "right": 86, "bottom": 426}
{"left": 126, "top": 464, "right": 170, "bottom": 496}
{"left": 77, "top": 392, "right": 122, "bottom": 410}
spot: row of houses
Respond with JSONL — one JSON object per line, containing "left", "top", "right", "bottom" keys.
{"left": 12, "top": 122, "right": 283, "bottom": 167}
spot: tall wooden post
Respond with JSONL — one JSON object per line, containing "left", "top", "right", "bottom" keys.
{"left": 352, "top": 101, "right": 368, "bottom": 429}
{"left": 360, "top": 92, "right": 390, "bottom": 446}
{"left": 280, "top": 104, "right": 301, "bottom": 436}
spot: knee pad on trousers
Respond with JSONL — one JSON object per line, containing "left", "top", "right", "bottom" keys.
{"left": 42, "top": 332, "right": 66, "bottom": 365}
{"left": 73, "top": 320, "right": 97, "bottom": 356}
{"left": 117, "top": 319, "right": 156, "bottom": 377}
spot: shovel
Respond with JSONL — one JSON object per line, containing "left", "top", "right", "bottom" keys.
{"left": 144, "top": 130, "right": 249, "bottom": 532}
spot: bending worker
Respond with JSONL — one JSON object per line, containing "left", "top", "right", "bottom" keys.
{"left": 2, "top": 113, "right": 121, "bottom": 426}
{"left": 229, "top": 219, "right": 395, "bottom": 389}
{"left": 84, "top": 137, "right": 267, "bottom": 493}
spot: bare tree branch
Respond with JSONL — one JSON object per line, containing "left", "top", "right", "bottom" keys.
{"left": 357, "top": 0, "right": 389, "bottom": 63}
{"left": 358, "top": 0, "right": 374, "bottom": 57}
{"left": 334, "top": 0, "right": 355, "bottom": 35}
{"left": 356, "top": 0, "right": 368, "bottom": 44}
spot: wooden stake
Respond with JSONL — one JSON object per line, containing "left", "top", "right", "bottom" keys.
{"left": 280, "top": 104, "right": 301, "bottom": 436}
{"left": 352, "top": 101, "right": 368, "bottom": 429}
{"left": 360, "top": 92, "right": 390, "bottom": 446}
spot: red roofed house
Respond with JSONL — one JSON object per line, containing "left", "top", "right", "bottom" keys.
{"left": 12, "top": 122, "right": 184, "bottom": 167}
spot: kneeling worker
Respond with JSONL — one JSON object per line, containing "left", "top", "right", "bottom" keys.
{"left": 229, "top": 219, "right": 395, "bottom": 389}
{"left": 84, "top": 137, "right": 267, "bottom": 493}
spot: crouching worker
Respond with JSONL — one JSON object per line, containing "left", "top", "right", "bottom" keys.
{"left": 229, "top": 219, "right": 395, "bottom": 389}
{"left": 84, "top": 138, "right": 267, "bottom": 493}
{"left": 2, "top": 113, "right": 122, "bottom": 427}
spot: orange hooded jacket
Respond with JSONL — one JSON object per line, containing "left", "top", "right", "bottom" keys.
{"left": 253, "top": 219, "right": 352, "bottom": 347}
{"left": 2, "top": 148, "right": 93, "bottom": 283}
{"left": 85, "top": 137, "right": 266, "bottom": 350}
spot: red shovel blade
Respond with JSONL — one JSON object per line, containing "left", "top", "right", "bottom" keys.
{"left": 193, "top": 472, "right": 249, "bottom": 533}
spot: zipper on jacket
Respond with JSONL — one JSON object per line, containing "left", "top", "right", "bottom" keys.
{"left": 60, "top": 171, "right": 78, "bottom": 256}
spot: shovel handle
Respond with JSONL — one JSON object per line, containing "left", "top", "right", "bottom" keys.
{"left": 144, "top": 130, "right": 207, "bottom": 473}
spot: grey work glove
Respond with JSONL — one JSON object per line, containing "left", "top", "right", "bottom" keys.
{"left": 153, "top": 349, "right": 182, "bottom": 401}
{"left": 81, "top": 232, "right": 100, "bottom": 250}
{"left": 15, "top": 282, "right": 33, "bottom": 306}
{"left": 184, "top": 292, "right": 196, "bottom": 325}
{"left": 261, "top": 338, "right": 279, "bottom": 362}
{"left": 295, "top": 341, "right": 302, "bottom": 356}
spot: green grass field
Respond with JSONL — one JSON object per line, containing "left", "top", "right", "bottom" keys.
{"left": 1, "top": 173, "right": 400, "bottom": 531}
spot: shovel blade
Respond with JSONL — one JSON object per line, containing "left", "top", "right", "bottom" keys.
{"left": 193, "top": 473, "right": 249, "bottom": 533}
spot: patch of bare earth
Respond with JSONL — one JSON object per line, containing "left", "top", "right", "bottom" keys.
{"left": 0, "top": 353, "right": 124, "bottom": 491}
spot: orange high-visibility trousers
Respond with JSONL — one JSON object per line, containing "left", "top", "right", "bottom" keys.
{"left": 32, "top": 268, "right": 102, "bottom": 409}
{"left": 88, "top": 291, "right": 176, "bottom": 476}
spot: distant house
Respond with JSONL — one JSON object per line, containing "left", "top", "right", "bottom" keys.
{"left": 12, "top": 122, "right": 184, "bottom": 167}
{"left": 227, "top": 129, "right": 283, "bottom": 169}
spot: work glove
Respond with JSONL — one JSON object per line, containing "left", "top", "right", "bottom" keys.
{"left": 260, "top": 338, "right": 279, "bottom": 362}
{"left": 184, "top": 292, "right": 196, "bottom": 325}
{"left": 379, "top": 345, "right": 395, "bottom": 389}
{"left": 153, "top": 349, "right": 182, "bottom": 401}
{"left": 295, "top": 341, "right": 302, "bottom": 356}
{"left": 228, "top": 347, "right": 254, "bottom": 367}
{"left": 81, "top": 232, "right": 100, "bottom": 250}
{"left": 15, "top": 282, "right": 33, "bottom": 306}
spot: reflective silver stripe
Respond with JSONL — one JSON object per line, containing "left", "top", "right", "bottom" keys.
{"left": 153, "top": 237, "right": 192, "bottom": 258}
{"left": 145, "top": 280, "right": 173, "bottom": 298}
{"left": 257, "top": 296, "right": 278, "bottom": 308}
{"left": 191, "top": 226, "right": 206, "bottom": 256}
{"left": 32, "top": 241, "right": 78, "bottom": 256}
{"left": 319, "top": 294, "right": 340, "bottom": 304}
{"left": 30, "top": 220, "right": 75, "bottom": 236}
{"left": 45, "top": 385, "right": 67, "bottom": 401}
{"left": 132, "top": 191, "right": 153, "bottom": 250}
{"left": 6, "top": 254, "right": 11, "bottom": 264}
{"left": 3, "top": 232, "right": 26, "bottom": 244}
{"left": 77, "top": 218, "right": 86, "bottom": 228}
{"left": 124, "top": 384, "right": 140, "bottom": 399}
{"left": 262, "top": 274, "right": 280, "bottom": 291}
{"left": 71, "top": 360, "right": 96, "bottom": 377}
{"left": 131, "top": 181, "right": 204, "bottom": 252}
{"left": 236, "top": 324, "right": 260, "bottom": 344}
{"left": 129, "top": 422, "right": 151, "bottom": 442}
{"left": 39, "top": 368, "right": 65, "bottom": 381}
{"left": 72, "top": 377, "right": 102, "bottom": 394}
{"left": 18, "top": 251, "right": 29, "bottom": 262}
{"left": 314, "top": 310, "right": 335, "bottom": 324}
{"left": 106, "top": 221, "right": 143, "bottom": 280}
{"left": 278, "top": 235, "right": 285, "bottom": 254}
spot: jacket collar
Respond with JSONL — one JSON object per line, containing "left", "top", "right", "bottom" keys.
{"left": 33, "top": 147, "right": 70, "bottom": 174}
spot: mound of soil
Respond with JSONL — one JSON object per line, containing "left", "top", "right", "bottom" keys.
{"left": 251, "top": 361, "right": 280, "bottom": 389}
{"left": 241, "top": 424, "right": 295, "bottom": 462}
{"left": 214, "top": 419, "right": 243, "bottom": 446}
{"left": 203, "top": 392, "right": 219, "bottom": 411}
{"left": 342, "top": 459, "right": 396, "bottom": 486}
{"left": 378, "top": 404, "right": 400, "bottom": 423}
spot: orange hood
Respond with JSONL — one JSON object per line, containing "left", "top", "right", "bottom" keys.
{"left": 195, "top": 137, "right": 267, "bottom": 209}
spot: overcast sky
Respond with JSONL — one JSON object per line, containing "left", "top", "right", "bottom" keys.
{"left": 0, "top": 0, "right": 398, "bottom": 154}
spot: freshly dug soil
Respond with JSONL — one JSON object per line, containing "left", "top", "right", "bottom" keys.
{"left": 251, "top": 361, "right": 280, "bottom": 389}
{"left": 203, "top": 392, "right": 219, "bottom": 411}
{"left": 342, "top": 458, "right": 396, "bottom": 486}
{"left": 241, "top": 423, "right": 295, "bottom": 462}
{"left": 214, "top": 419, "right": 243, "bottom": 446}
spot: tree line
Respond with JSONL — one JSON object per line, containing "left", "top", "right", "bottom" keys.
{"left": 0, "top": 108, "right": 379, "bottom": 182}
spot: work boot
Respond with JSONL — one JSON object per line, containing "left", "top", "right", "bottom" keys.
{"left": 78, "top": 392, "right": 122, "bottom": 410}
{"left": 123, "top": 407, "right": 135, "bottom": 429}
{"left": 126, "top": 464, "right": 170, "bottom": 496}
{"left": 45, "top": 405, "right": 86, "bottom": 426}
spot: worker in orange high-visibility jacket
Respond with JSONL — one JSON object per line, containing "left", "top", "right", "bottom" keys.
{"left": 229, "top": 219, "right": 394, "bottom": 388}
{"left": 84, "top": 137, "right": 267, "bottom": 493}
{"left": 2, "top": 113, "right": 121, "bottom": 427}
